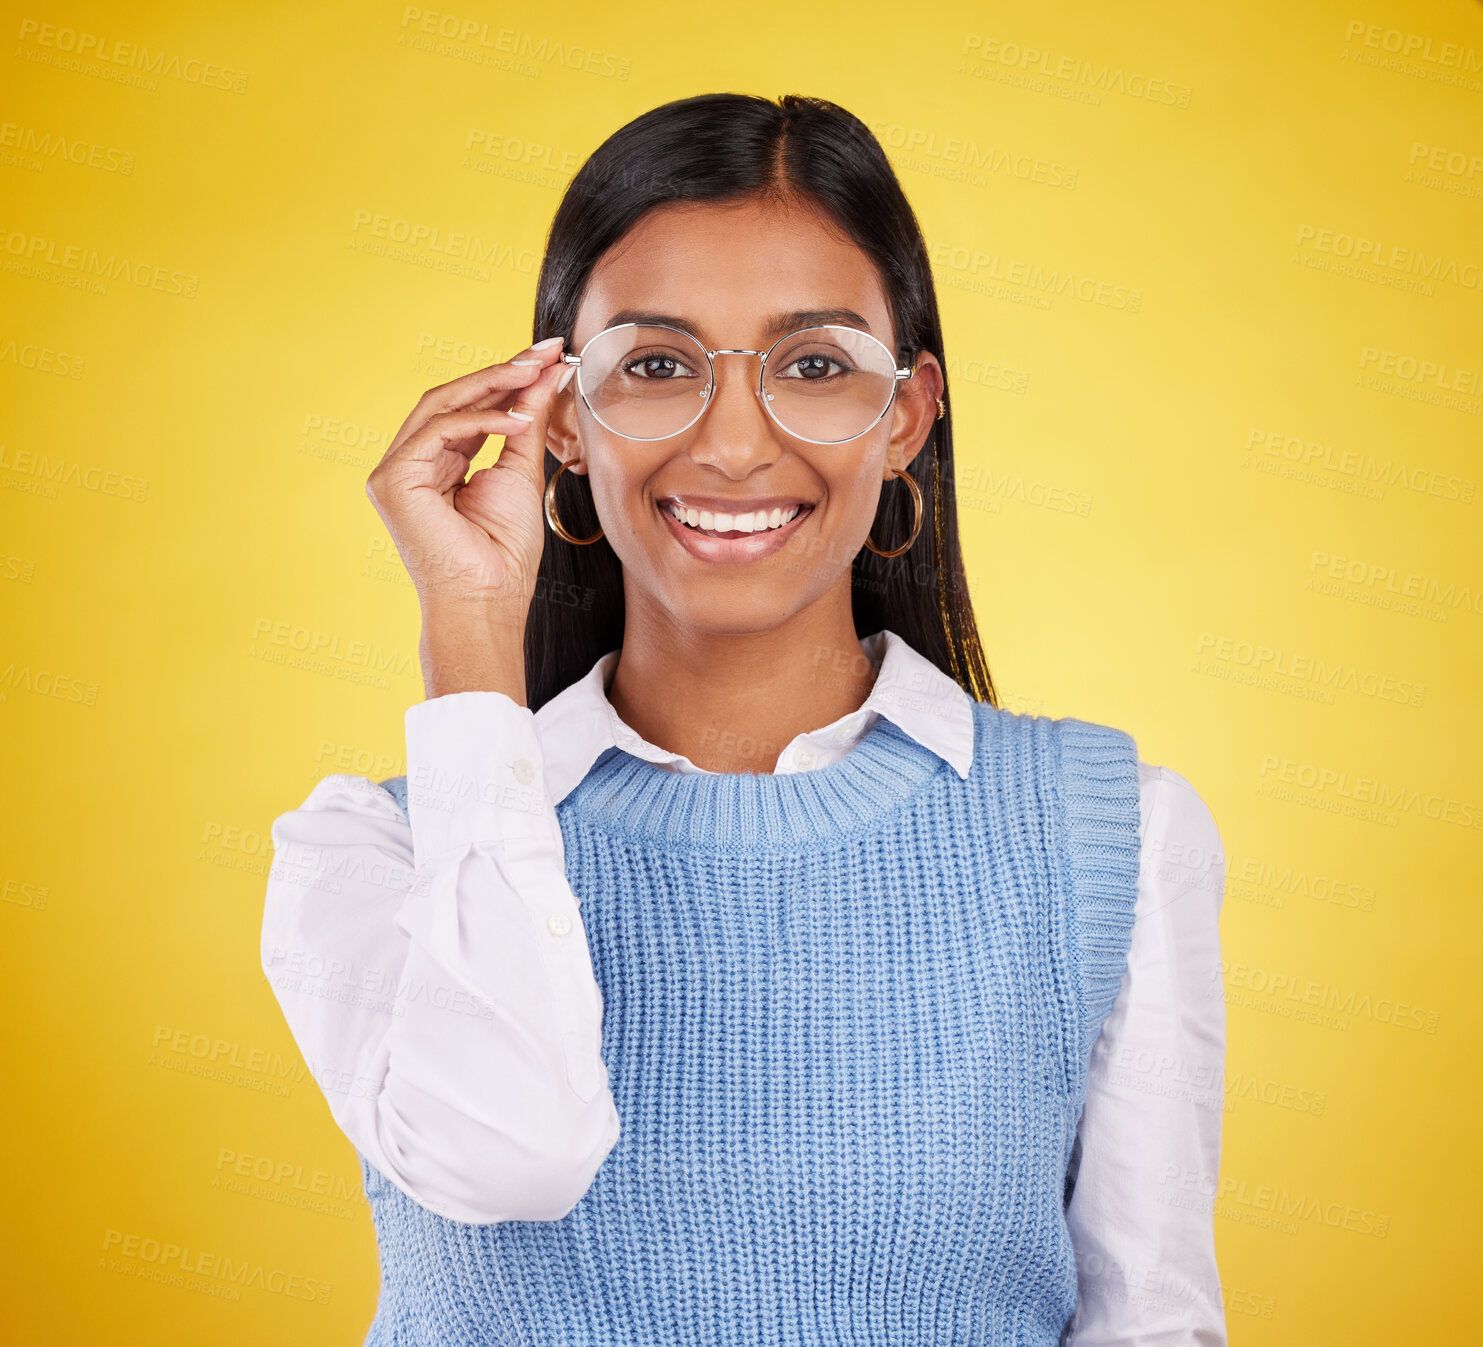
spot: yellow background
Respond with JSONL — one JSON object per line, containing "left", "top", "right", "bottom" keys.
{"left": 3, "top": 1, "right": 1479, "bottom": 1341}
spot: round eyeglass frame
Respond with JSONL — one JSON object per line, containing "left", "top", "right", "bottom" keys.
{"left": 559, "top": 322, "right": 916, "bottom": 446}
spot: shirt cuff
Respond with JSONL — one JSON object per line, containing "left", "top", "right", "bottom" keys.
{"left": 404, "top": 690, "right": 557, "bottom": 857}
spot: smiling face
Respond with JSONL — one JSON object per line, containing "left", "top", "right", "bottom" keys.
{"left": 544, "top": 192, "right": 943, "bottom": 636}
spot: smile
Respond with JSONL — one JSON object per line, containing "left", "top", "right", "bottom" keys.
{"left": 656, "top": 496, "right": 815, "bottom": 564}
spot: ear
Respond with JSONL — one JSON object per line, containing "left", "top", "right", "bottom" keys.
{"left": 887, "top": 350, "right": 945, "bottom": 479}
{"left": 544, "top": 373, "right": 587, "bottom": 475}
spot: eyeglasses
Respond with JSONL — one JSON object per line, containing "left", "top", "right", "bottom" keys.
{"left": 559, "top": 323, "right": 914, "bottom": 445}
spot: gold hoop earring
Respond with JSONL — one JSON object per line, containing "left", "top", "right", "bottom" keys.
{"left": 864, "top": 466, "right": 924, "bottom": 558}
{"left": 543, "top": 458, "right": 604, "bottom": 545}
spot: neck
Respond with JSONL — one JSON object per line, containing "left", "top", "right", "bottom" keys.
{"left": 606, "top": 586, "right": 879, "bottom": 774}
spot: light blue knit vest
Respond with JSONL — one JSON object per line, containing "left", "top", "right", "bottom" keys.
{"left": 361, "top": 699, "right": 1140, "bottom": 1345}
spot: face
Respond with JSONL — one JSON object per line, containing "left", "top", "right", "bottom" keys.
{"left": 544, "top": 193, "right": 944, "bottom": 636}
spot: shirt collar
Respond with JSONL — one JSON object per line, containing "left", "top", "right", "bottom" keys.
{"left": 535, "top": 628, "right": 975, "bottom": 805}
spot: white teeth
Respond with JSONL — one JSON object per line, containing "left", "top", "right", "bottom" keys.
{"left": 666, "top": 502, "right": 803, "bottom": 534}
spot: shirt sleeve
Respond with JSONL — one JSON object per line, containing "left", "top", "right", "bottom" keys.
{"left": 1064, "top": 762, "right": 1228, "bottom": 1345}
{"left": 260, "top": 690, "right": 621, "bottom": 1225}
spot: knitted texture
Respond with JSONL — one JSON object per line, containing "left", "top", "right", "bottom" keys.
{"left": 362, "top": 700, "right": 1140, "bottom": 1345}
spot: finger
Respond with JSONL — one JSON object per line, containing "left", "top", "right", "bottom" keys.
{"left": 459, "top": 343, "right": 572, "bottom": 424}
{"left": 425, "top": 338, "right": 566, "bottom": 413}
{"left": 486, "top": 356, "right": 575, "bottom": 490}
{"left": 383, "top": 407, "right": 546, "bottom": 496}
{"left": 388, "top": 340, "right": 566, "bottom": 453}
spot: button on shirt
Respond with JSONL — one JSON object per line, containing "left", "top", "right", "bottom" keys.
{"left": 262, "top": 628, "right": 1228, "bottom": 1344}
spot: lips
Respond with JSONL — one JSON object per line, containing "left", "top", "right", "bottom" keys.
{"left": 656, "top": 496, "right": 815, "bottom": 564}
{"left": 661, "top": 498, "right": 810, "bottom": 536}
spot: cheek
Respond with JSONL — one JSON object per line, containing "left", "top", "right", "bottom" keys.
{"left": 584, "top": 470, "right": 638, "bottom": 537}
{"left": 820, "top": 447, "right": 891, "bottom": 526}
{"left": 581, "top": 446, "right": 663, "bottom": 541}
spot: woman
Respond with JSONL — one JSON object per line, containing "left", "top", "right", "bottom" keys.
{"left": 263, "top": 93, "right": 1227, "bottom": 1344}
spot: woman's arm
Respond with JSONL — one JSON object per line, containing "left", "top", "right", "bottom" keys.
{"left": 1065, "top": 763, "right": 1228, "bottom": 1345}
{"left": 261, "top": 689, "right": 620, "bottom": 1225}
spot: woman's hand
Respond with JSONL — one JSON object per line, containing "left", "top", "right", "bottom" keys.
{"left": 366, "top": 337, "right": 572, "bottom": 615}
{"left": 365, "top": 337, "right": 574, "bottom": 701}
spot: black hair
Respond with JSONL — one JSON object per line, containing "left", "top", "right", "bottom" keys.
{"left": 524, "top": 92, "right": 995, "bottom": 713}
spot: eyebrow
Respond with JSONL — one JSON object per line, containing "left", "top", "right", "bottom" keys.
{"left": 602, "top": 306, "right": 874, "bottom": 340}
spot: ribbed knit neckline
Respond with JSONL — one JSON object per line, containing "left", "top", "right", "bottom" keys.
{"left": 558, "top": 707, "right": 968, "bottom": 854}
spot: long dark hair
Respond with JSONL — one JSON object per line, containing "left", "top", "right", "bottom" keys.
{"left": 524, "top": 92, "right": 995, "bottom": 713}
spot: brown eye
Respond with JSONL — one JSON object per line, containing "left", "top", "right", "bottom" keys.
{"left": 784, "top": 352, "right": 852, "bottom": 381}
{"left": 622, "top": 350, "right": 699, "bottom": 380}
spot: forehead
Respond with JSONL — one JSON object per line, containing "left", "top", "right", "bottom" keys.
{"left": 574, "top": 196, "right": 894, "bottom": 347}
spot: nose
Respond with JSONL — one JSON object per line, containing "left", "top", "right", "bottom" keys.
{"left": 687, "top": 352, "right": 782, "bottom": 468}
{"left": 701, "top": 351, "right": 769, "bottom": 411}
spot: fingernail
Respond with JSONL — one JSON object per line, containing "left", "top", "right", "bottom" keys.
{"left": 530, "top": 336, "right": 564, "bottom": 351}
{"left": 510, "top": 358, "right": 541, "bottom": 366}
{"left": 508, "top": 408, "right": 534, "bottom": 421}
{"left": 556, "top": 364, "right": 576, "bottom": 392}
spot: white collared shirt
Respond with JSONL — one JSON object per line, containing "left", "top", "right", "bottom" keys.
{"left": 263, "top": 628, "right": 1227, "bottom": 1344}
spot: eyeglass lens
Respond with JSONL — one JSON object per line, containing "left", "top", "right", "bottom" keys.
{"left": 574, "top": 324, "right": 899, "bottom": 443}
